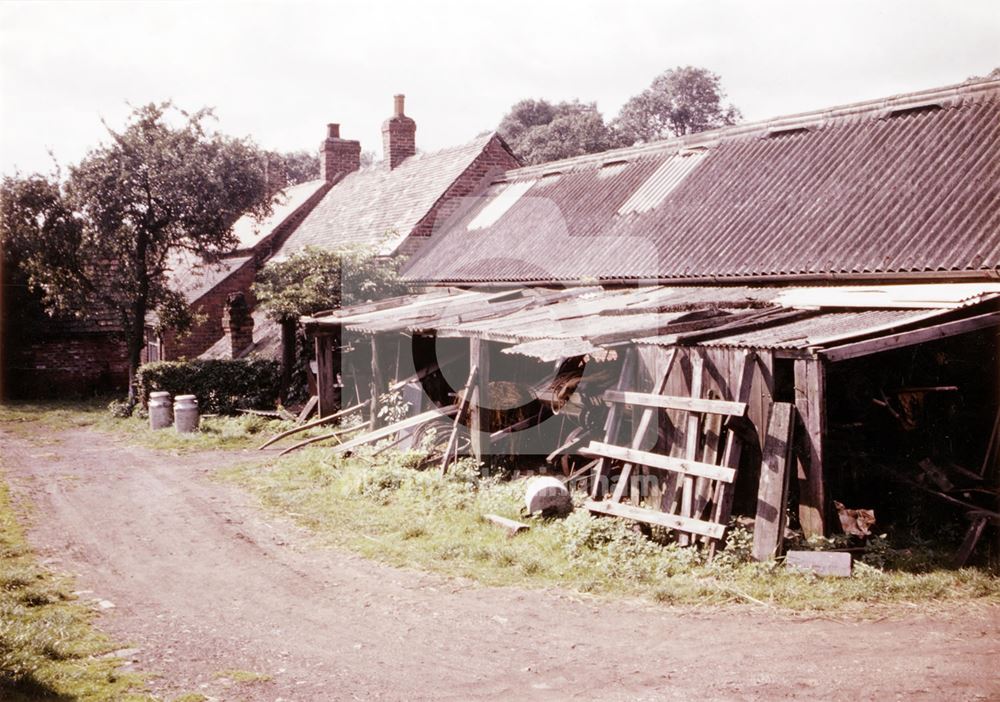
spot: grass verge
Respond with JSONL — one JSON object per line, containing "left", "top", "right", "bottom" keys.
{"left": 0, "top": 398, "right": 325, "bottom": 453}
{"left": 0, "top": 472, "right": 153, "bottom": 700}
{"left": 221, "top": 446, "right": 1000, "bottom": 613}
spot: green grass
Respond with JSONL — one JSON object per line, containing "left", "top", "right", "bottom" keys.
{"left": 221, "top": 446, "right": 1000, "bottom": 613}
{"left": 0, "top": 471, "right": 154, "bottom": 701}
{"left": 214, "top": 668, "right": 271, "bottom": 683}
{"left": 0, "top": 398, "right": 332, "bottom": 453}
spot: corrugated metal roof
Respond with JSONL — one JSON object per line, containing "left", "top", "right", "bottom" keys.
{"left": 403, "top": 79, "right": 1000, "bottom": 284}
{"left": 304, "top": 282, "right": 996, "bottom": 359}
{"left": 690, "top": 309, "right": 946, "bottom": 350}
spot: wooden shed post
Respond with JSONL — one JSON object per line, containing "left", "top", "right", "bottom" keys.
{"left": 369, "top": 336, "right": 384, "bottom": 428}
{"left": 794, "top": 358, "right": 827, "bottom": 537}
{"left": 469, "top": 337, "right": 490, "bottom": 463}
{"left": 314, "top": 326, "right": 341, "bottom": 418}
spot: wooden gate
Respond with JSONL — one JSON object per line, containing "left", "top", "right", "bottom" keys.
{"left": 584, "top": 348, "right": 757, "bottom": 552}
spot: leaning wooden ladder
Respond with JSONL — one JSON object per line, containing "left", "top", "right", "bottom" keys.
{"left": 583, "top": 349, "right": 757, "bottom": 554}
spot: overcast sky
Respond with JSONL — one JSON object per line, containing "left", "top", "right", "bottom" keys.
{"left": 1, "top": 0, "right": 997, "bottom": 176}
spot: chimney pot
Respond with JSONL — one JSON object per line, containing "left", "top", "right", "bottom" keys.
{"left": 394, "top": 94, "right": 405, "bottom": 117}
{"left": 327, "top": 123, "right": 340, "bottom": 139}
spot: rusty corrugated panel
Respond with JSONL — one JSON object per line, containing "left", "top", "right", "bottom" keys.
{"left": 402, "top": 83, "right": 1000, "bottom": 284}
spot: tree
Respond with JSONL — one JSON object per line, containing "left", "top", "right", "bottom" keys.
{"left": 254, "top": 245, "right": 407, "bottom": 401}
{"left": 0, "top": 102, "right": 274, "bottom": 401}
{"left": 498, "top": 99, "right": 621, "bottom": 165}
{"left": 266, "top": 150, "right": 320, "bottom": 190}
{"left": 614, "top": 66, "right": 741, "bottom": 144}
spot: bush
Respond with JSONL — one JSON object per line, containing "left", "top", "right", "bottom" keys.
{"left": 135, "top": 358, "right": 281, "bottom": 415}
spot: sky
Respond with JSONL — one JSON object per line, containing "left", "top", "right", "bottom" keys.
{"left": 1, "top": 0, "right": 998, "bottom": 176}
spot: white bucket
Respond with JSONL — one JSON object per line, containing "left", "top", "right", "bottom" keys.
{"left": 173, "top": 394, "right": 200, "bottom": 433}
{"left": 149, "top": 391, "right": 172, "bottom": 430}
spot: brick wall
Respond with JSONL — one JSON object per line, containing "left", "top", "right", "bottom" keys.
{"left": 6, "top": 333, "right": 129, "bottom": 397}
{"left": 399, "top": 136, "right": 520, "bottom": 256}
{"left": 159, "top": 257, "right": 258, "bottom": 360}
{"left": 153, "top": 182, "right": 331, "bottom": 362}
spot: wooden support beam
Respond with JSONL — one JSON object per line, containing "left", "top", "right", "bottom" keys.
{"left": 819, "top": 311, "right": 1000, "bottom": 362}
{"left": 586, "top": 499, "right": 726, "bottom": 540}
{"left": 581, "top": 441, "right": 736, "bottom": 483}
{"left": 795, "top": 358, "right": 826, "bottom": 537}
{"left": 313, "top": 328, "right": 341, "bottom": 418}
{"left": 469, "top": 337, "right": 490, "bottom": 462}
{"left": 590, "top": 349, "right": 636, "bottom": 499}
{"left": 603, "top": 390, "right": 747, "bottom": 417}
{"left": 751, "top": 401, "right": 796, "bottom": 561}
{"left": 369, "top": 336, "right": 384, "bottom": 429}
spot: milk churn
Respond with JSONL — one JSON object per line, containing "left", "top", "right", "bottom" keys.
{"left": 148, "top": 391, "right": 172, "bottom": 430}
{"left": 173, "top": 394, "right": 200, "bottom": 433}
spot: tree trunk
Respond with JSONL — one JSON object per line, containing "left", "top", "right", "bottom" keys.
{"left": 279, "top": 318, "right": 296, "bottom": 404}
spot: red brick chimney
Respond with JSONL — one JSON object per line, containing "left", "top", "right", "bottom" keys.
{"left": 320, "top": 123, "right": 361, "bottom": 182}
{"left": 221, "top": 292, "right": 255, "bottom": 358}
{"left": 381, "top": 94, "right": 416, "bottom": 169}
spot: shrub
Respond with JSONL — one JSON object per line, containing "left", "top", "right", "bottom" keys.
{"left": 135, "top": 358, "right": 281, "bottom": 415}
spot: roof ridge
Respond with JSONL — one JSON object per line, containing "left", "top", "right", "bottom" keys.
{"left": 503, "top": 77, "right": 1000, "bottom": 178}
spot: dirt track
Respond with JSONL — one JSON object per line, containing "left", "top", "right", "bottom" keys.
{"left": 2, "top": 425, "right": 999, "bottom": 701}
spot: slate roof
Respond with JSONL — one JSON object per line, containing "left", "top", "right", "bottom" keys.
{"left": 166, "top": 252, "right": 253, "bottom": 305}
{"left": 276, "top": 133, "right": 503, "bottom": 256}
{"left": 201, "top": 309, "right": 281, "bottom": 360}
{"left": 403, "top": 78, "right": 1000, "bottom": 284}
{"left": 231, "top": 179, "right": 327, "bottom": 251}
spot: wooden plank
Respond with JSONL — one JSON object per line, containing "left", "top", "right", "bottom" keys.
{"left": 295, "top": 395, "right": 319, "bottom": 423}
{"left": 440, "top": 365, "right": 478, "bottom": 474}
{"left": 484, "top": 514, "right": 530, "bottom": 535}
{"left": 586, "top": 499, "right": 726, "bottom": 540}
{"left": 751, "top": 402, "right": 796, "bottom": 561}
{"left": 603, "top": 389, "right": 747, "bottom": 417}
{"left": 257, "top": 399, "right": 369, "bottom": 449}
{"left": 277, "top": 424, "right": 359, "bottom": 456}
{"left": 469, "top": 337, "right": 490, "bottom": 462}
{"left": 591, "top": 349, "right": 636, "bottom": 499}
{"left": 678, "top": 353, "right": 704, "bottom": 545}
{"left": 951, "top": 517, "right": 988, "bottom": 568}
{"left": 785, "top": 550, "right": 852, "bottom": 577}
{"left": 708, "top": 351, "right": 757, "bottom": 555}
{"left": 314, "top": 329, "right": 341, "bottom": 418}
{"left": 795, "top": 359, "right": 826, "bottom": 537}
{"left": 820, "top": 311, "right": 1000, "bottom": 363}
{"left": 611, "top": 348, "right": 678, "bottom": 504}
{"left": 581, "top": 441, "right": 736, "bottom": 483}
{"left": 331, "top": 406, "right": 458, "bottom": 455}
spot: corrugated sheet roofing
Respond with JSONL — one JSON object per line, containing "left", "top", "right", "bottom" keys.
{"left": 638, "top": 309, "right": 948, "bottom": 350}
{"left": 403, "top": 79, "right": 1000, "bottom": 284}
{"left": 277, "top": 134, "right": 501, "bottom": 257}
{"left": 305, "top": 282, "right": 999, "bottom": 358}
